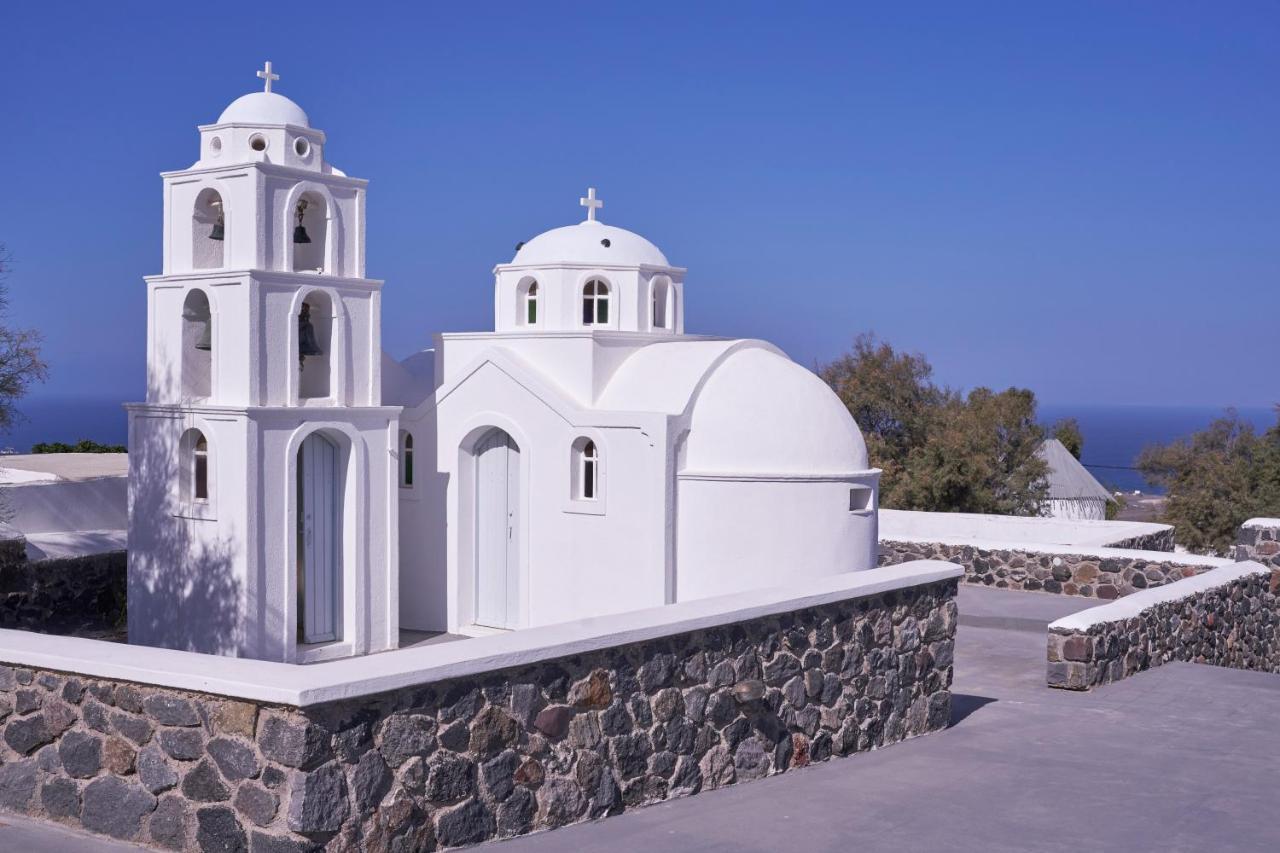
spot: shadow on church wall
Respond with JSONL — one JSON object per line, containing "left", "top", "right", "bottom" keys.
{"left": 126, "top": 384, "right": 244, "bottom": 656}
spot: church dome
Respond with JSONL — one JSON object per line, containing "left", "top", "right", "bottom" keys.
{"left": 683, "top": 346, "right": 870, "bottom": 475}
{"left": 512, "top": 220, "right": 670, "bottom": 268}
{"left": 217, "top": 92, "right": 310, "bottom": 127}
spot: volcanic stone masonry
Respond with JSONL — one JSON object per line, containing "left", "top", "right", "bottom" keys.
{"left": 880, "top": 540, "right": 1213, "bottom": 599}
{"left": 0, "top": 535, "right": 126, "bottom": 637}
{"left": 1235, "top": 520, "right": 1280, "bottom": 570}
{"left": 0, "top": 577, "right": 957, "bottom": 851}
{"left": 1047, "top": 565, "right": 1280, "bottom": 690}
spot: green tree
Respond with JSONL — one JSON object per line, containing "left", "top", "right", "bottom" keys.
{"left": 1051, "top": 417, "right": 1084, "bottom": 459}
{"left": 820, "top": 335, "right": 1048, "bottom": 514}
{"left": 1137, "top": 410, "right": 1280, "bottom": 554}
{"left": 0, "top": 245, "right": 47, "bottom": 433}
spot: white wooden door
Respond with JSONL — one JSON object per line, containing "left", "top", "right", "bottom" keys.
{"left": 298, "top": 432, "right": 340, "bottom": 644}
{"left": 475, "top": 429, "right": 519, "bottom": 629}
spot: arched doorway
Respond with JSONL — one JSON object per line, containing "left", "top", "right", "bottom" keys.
{"left": 474, "top": 428, "right": 519, "bottom": 629}
{"left": 297, "top": 432, "right": 341, "bottom": 644}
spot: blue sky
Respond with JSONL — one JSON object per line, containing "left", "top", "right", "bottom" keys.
{"left": 2, "top": 1, "right": 1277, "bottom": 409}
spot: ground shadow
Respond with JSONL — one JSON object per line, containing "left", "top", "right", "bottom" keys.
{"left": 949, "top": 693, "right": 997, "bottom": 727}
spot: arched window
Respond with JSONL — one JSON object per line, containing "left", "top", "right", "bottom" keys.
{"left": 192, "top": 188, "right": 225, "bottom": 270}
{"left": 180, "top": 428, "right": 210, "bottom": 504}
{"left": 651, "top": 277, "right": 674, "bottom": 330}
{"left": 572, "top": 437, "right": 599, "bottom": 501}
{"left": 298, "top": 291, "right": 333, "bottom": 400}
{"left": 582, "top": 279, "right": 610, "bottom": 326}
{"left": 181, "top": 290, "right": 212, "bottom": 399}
{"left": 291, "top": 192, "right": 327, "bottom": 273}
{"left": 525, "top": 282, "right": 538, "bottom": 325}
{"left": 400, "top": 431, "right": 415, "bottom": 488}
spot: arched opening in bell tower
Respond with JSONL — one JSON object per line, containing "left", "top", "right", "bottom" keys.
{"left": 181, "top": 289, "right": 213, "bottom": 399}
{"left": 291, "top": 192, "right": 328, "bottom": 273}
{"left": 192, "top": 188, "right": 225, "bottom": 270}
{"left": 298, "top": 291, "right": 333, "bottom": 400}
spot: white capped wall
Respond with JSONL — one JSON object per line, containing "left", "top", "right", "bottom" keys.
{"left": 675, "top": 477, "right": 878, "bottom": 601}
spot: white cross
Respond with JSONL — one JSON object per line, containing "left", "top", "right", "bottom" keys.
{"left": 580, "top": 187, "right": 603, "bottom": 222}
{"left": 257, "top": 61, "right": 280, "bottom": 93}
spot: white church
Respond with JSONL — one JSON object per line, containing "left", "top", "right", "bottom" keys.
{"left": 126, "top": 65, "right": 881, "bottom": 663}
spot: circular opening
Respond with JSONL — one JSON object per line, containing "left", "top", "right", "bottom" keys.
{"left": 293, "top": 137, "right": 311, "bottom": 158}
{"left": 515, "top": 241, "right": 525, "bottom": 251}
{"left": 209, "top": 136, "right": 222, "bottom": 156}
{"left": 601, "top": 238, "right": 611, "bottom": 248}
{"left": 249, "top": 134, "right": 268, "bottom": 152}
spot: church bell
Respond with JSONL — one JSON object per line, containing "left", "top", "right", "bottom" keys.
{"left": 298, "top": 303, "right": 323, "bottom": 359}
{"left": 293, "top": 198, "right": 311, "bottom": 244}
{"left": 183, "top": 304, "right": 213, "bottom": 351}
{"left": 209, "top": 202, "right": 224, "bottom": 241}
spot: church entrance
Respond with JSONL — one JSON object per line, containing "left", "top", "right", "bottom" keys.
{"left": 474, "top": 428, "right": 519, "bottom": 629}
{"left": 297, "top": 432, "right": 341, "bottom": 644}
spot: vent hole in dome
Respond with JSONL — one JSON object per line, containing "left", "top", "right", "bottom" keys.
{"left": 601, "top": 238, "right": 611, "bottom": 248}
{"left": 515, "top": 241, "right": 525, "bottom": 251}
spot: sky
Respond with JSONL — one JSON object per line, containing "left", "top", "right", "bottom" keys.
{"left": 2, "top": 1, "right": 1277, "bottom": 411}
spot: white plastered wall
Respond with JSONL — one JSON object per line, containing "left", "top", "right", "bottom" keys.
{"left": 431, "top": 356, "right": 669, "bottom": 634}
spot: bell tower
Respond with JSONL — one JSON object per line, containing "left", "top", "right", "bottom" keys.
{"left": 127, "top": 64, "right": 400, "bottom": 664}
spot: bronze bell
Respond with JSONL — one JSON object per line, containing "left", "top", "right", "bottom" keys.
{"left": 298, "top": 303, "right": 323, "bottom": 360}
{"left": 293, "top": 198, "right": 312, "bottom": 244}
{"left": 209, "top": 200, "right": 225, "bottom": 241}
{"left": 183, "top": 304, "right": 213, "bottom": 351}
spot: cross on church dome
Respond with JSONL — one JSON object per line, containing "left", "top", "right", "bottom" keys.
{"left": 257, "top": 61, "right": 280, "bottom": 93}
{"left": 580, "top": 187, "right": 603, "bottom": 222}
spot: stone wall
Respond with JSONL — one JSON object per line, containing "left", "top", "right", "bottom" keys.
{"left": 880, "top": 540, "right": 1221, "bottom": 599}
{"left": 1104, "top": 527, "right": 1176, "bottom": 552}
{"left": 0, "top": 578, "right": 958, "bottom": 851}
{"left": 1235, "top": 519, "right": 1280, "bottom": 570}
{"left": 1047, "top": 563, "right": 1280, "bottom": 690}
{"left": 0, "top": 538, "right": 126, "bottom": 638}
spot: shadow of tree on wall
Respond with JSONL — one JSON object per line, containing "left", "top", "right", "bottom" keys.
{"left": 127, "top": 387, "right": 244, "bottom": 656}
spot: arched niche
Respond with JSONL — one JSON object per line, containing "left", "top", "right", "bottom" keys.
{"left": 292, "top": 190, "right": 328, "bottom": 273}
{"left": 179, "top": 427, "right": 210, "bottom": 504}
{"left": 651, "top": 276, "right": 675, "bottom": 330}
{"left": 181, "top": 289, "right": 213, "bottom": 399}
{"left": 298, "top": 290, "right": 333, "bottom": 400}
{"left": 516, "top": 277, "right": 539, "bottom": 327}
{"left": 192, "top": 188, "right": 225, "bottom": 270}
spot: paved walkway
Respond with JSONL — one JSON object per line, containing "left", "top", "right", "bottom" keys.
{"left": 8, "top": 585, "right": 1280, "bottom": 852}
{"left": 495, "top": 586, "right": 1280, "bottom": 853}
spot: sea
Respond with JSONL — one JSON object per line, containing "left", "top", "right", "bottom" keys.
{"left": 1039, "top": 403, "right": 1276, "bottom": 494}
{"left": 2, "top": 396, "right": 1274, "bottom": 496}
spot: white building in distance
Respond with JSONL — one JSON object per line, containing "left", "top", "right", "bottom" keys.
{"left": 127, "top": 65, "right": 880, "bottom": 662}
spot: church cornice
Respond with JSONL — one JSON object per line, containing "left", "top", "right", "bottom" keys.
{"left": 439, "top": 331, "right": 727, "bottom": 344}
{"left": 125, "top": 402, "right": 403, "bottom": 417}
{"left": 144, "top": 270, "right": 384, "bottom": 289}
{"left": 492, "top": 262, "right": 687, "bottom": 275}
{"left": 161, "top": 161, "right": 367, "bottom": 188}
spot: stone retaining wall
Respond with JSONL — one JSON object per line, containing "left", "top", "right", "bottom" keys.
{"left": 880, "top": 540, "right": 1220, "bottom": 599}
{"left": 1235, "top": 520, "right": 1280, "bottom": 570}
{"left": 0, "top": 539, "right": 126, "bottom": 637}
{"left": 0, "top": 577, "right": 957, "bottom": 851}
{"left": 1104, "top": 527, "right": 1176, "bottom": 552}
{"left": 1046, "top": 563, "right": 1279, "bottom": 690}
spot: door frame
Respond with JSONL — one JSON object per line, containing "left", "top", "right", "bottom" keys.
{"left": 283, "top": 424, "right": 366, "bottom": 663}
{"left": 297, "top": 431, "right": 342, "bottom": 644}
{"left": 472, "top": 428, "right": 520, "bottom": 630}
{"left": 456, "top": 420, "right": 529, "bottom": 633}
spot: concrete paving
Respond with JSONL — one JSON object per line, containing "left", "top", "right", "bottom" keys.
{"left": 6, "top": 585, "right": 1280, "bottom": 851}
{"left": 493, "top": 587, "right": 1280, "bottom": 853}
{"left": 0, "top": 811, "right": 146, "bottom": 851}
